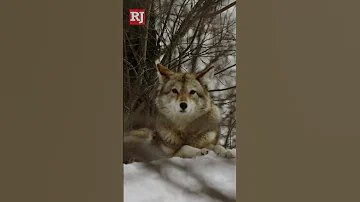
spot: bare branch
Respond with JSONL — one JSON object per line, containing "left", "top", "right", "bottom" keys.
{"left": 209, "top": 85, "right": 236, "bottom": 92}
{"left": 215, "top": 64, "right": 236, "bottom": 75}
{"left": 203, "top": 1, "right": 236, "bottom": 18}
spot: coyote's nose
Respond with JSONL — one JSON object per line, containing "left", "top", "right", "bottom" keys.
{"left": 180, "top": 102, "right": 187, "bottom": 110}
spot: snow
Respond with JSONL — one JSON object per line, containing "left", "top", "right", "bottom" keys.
{"left": 124, "top": 150, "right": 236, "bottom": 202}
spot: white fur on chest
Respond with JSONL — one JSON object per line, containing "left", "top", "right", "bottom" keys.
{"left": 204, "top": 131, "right": 217, "bottom": 142}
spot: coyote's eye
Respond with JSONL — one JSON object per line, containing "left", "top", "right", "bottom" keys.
{"left": 190, "top": 90, "right": 196, "bottom": 95}
{"left": 172, "top": 89, "right": 178, "bottom": 94}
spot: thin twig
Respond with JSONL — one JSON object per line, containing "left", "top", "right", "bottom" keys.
{"left": 215, "top": 64, "right": 236, "bottom": 75}
{"left": 209, "top": 86, "right": 236, "bottom": 92}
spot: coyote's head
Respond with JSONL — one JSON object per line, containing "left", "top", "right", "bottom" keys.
{"left": 155, "top": 64, "right": 216, "bottom": 123}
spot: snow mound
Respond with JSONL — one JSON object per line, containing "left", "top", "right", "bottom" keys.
{"left": 124, "top": 150, "right": 236, "bottom": 202}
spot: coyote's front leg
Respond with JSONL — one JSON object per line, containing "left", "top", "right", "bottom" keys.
{"left": 173, "top": 145, "right": 210, "bottom": 158}
{"left": 206, "top": 144, "right": 235, "bottom": 159}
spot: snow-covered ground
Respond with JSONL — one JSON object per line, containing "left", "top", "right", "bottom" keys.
{"left": 124, "top": 150, "right": 236, "bottom": 202}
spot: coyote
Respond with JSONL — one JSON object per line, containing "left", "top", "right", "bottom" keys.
{"left": 124, "top": 64, "right": 234, "bottom": 163}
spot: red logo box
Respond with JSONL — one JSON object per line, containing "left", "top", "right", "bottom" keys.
{"left": 129, "top": 9, "right": 146, "bottom": 26}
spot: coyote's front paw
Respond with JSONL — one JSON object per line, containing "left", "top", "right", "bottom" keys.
{"left": 217, "top": 150, "right": 235, "bottom": 159}
{"left": 196, "top": 148, "right": 210, "bottom": 156}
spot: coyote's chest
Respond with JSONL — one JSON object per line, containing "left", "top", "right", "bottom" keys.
{"left": 156, "top": 124, "right": 217, "bottom": 150}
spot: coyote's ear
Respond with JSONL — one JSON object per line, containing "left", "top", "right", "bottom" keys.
{"left": 156, "top": 64, "right": 173, "bottom": 84}
{"left": 196, "top": 66, "right": 215, "bottom": 87}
